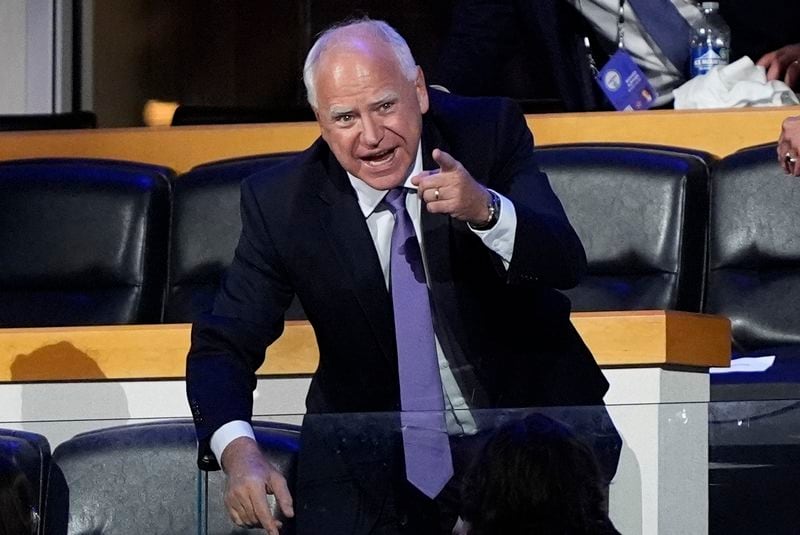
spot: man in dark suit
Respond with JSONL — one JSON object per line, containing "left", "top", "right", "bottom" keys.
{"left": 186, "top": 17, "right": 618, "bottom": 535}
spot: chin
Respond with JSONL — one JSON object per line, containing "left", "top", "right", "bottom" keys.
{"left": 360, "top": 169, "right": 408, "bottom": 190}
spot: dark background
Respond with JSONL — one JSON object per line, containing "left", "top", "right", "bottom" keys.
{"left": 89, "top": 0, "right": 800, "bottom": 127}
{"left": 93, "top": 0, "right": 454, "bottom": 126}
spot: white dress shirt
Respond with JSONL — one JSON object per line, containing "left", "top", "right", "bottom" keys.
{"left": 211, "top": 143, "right": 517, "bottom": 460}
{"left": 568, "top": 0, "right": 704, "bottom": 106}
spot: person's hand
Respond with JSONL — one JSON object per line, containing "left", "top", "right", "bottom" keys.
{"left": 756, "top": 44, "right": 800, "bottom": 90}
{"left": 411, "top": 148, "right": 493, "bottom": 226}
{"left": 220, "top": 436, "right": 294, "bottom": 534}
{"left": 778, "top": 115, "right": 800, "bottom": 176}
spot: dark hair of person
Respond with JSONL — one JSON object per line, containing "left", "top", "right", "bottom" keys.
{"left": 460, "top": 413, "right": 620, "bottom": 535}
{"left": 0, "top": 457, "right": 34, "bottom": 535}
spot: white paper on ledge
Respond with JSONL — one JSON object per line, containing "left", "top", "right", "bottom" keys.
{"left": 673, "top": 57, "right": 800, "bottom": 109}
{"left": 710, "top": 355, "right": 776, "bottom": 374}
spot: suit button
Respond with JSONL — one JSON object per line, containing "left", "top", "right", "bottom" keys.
{"left": 398, "top": 513, "right": 409, "bottom": 528}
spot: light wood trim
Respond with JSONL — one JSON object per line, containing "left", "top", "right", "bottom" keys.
{"left": 0, "top": 321, "right": 316, "bottom": 382}
{"left": 1, "top": 107, "right": 796, "bottom": 173}
{"left": 571, "top": 310, "right": 730, "bottom": 367}
{"left": 0, "top": 123, "right": 321, "bottom": 174}
{"left": 0, "top": 311, "right": 729, "bottom": 382}
{"left": 526, "top": 106, "right": 793, "bottom": 157}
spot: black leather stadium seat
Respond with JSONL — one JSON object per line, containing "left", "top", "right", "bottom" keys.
{"left": 705, "top": 144, "right": 800, "bottom": 353}
{"left": 43, "top": 420, "right": 300, "bottom": 535}
{"left": 0, "top": 428, "right": 51, "bottom": 534}
{"left": 537, "top": 144, "right": 711, "bottom": 312}
{"left": 165, "top": 153, "right": 302, "bottom": 322}
{"left": 0, "top": 158, "right": 171, "bottom": 326}
{"left": 705, "top": 144, "right": 800, "bottom": 400}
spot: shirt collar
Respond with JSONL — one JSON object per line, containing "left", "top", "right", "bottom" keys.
{"left": 347, "top": 141, "right": 423, "bottom": 217}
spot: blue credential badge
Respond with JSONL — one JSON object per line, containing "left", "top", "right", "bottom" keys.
{"left": 596, "top": 50, "right": 658, "bottom": 111}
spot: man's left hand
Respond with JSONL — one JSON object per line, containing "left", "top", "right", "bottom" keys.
{"left": 411, "top": 148, "right": 492, "bottom": 226}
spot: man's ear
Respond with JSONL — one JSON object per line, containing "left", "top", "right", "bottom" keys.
{"left": 313, "top": 109, "right": 327, "bottom": 138}
{"left": 415, "top": 67, "right": 430, "bottom": 114}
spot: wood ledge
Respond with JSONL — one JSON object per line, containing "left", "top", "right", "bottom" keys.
{"left": 0, "top": 311, "right": 730, "bottom": 382}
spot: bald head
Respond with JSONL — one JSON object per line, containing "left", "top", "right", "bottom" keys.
{"left": 303, "top": 19, "right": 418, "bottom": 109}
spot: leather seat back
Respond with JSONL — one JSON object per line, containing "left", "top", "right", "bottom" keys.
{"left": 43, "top": 420, "right": 299, "bottom": 535}
{"left": 704, "top": 144, "right": 800, "bottom": 352}
{"left": 0, "top": 428, "right": 51, "bottom": 534}
{"left": 537, "top": 145, "right": 711, "bottom": 312}
{"left": 0, "top": 158, "right": 171, "bottom": 326}
{"left": 165, "top": 153, "right": 298, "bottom": 322}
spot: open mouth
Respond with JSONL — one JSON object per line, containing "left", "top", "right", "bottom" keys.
{"left": 361, "top": 148, "right": 396, "bottom": 167}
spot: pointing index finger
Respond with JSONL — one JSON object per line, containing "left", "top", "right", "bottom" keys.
{"left": 432, "top": 148, "right": 459, "bottom": 172}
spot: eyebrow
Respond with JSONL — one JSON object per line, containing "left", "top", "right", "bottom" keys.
{"left": 325, "top": 91, "right": 401, "bottom": 119}
{"left": 328, "top": 106, "right": 354, "bottom": 119}
{"left": 371, "top": 91, "right": 399, "bottom": 107}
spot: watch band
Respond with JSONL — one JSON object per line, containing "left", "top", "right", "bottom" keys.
{"left": 469, "top": 189, "right": 501, "bottom": 231}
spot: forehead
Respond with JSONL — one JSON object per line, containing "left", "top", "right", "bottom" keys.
{"left": 315, "top": 40, "right": 409, "bottom": 102}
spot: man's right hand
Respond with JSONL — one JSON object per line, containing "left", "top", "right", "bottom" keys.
{"left": 778, "top": 115, "right": 800, "bottom": 176}
{"left": 220, "top": 436, "right": 294, "bottom": 535}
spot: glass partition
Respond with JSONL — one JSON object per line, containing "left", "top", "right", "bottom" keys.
{"left": 4, "top": 401, "right": 800, "bottom": 534}
{"left": 709, "top": 400, "right": 800, "bottom": 535}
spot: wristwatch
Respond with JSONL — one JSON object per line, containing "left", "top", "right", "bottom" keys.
{"left": 468, "top": 189, "right": 501, "bottom": 230}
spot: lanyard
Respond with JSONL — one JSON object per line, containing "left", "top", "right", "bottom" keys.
{"left": 584, "top": 0, "right": 627, "bottom": 76}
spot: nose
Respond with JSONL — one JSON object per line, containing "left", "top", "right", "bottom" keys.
{"left": 361, "top": 115, "right": 383, "bottom": 147}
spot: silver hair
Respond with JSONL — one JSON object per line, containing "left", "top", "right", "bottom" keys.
{"left": 303, "top": 18, "right": 418, "bottom": 109}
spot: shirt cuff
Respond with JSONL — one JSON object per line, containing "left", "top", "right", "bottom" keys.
{"left": 470, "top": 189, "right": 516, "bottom": 266}
{"left": 210, "top": 420, "right": 256, "bottom": 466}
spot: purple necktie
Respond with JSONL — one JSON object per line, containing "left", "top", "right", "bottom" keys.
{"left": 627, "top": 0, "right": 694, "bottom": 73}
{"left": 383, "top": 188, "right": 453, "bottom": 499}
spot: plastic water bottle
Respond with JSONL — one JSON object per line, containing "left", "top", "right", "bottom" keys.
{"left": 690, "top": 2, "right": 731, "bottom": 77}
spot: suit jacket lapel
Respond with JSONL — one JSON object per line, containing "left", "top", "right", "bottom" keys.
{"left": 419, "top": 112, "right": 486, "bottom": 393}
{"left": 315, "top": 153, "right": 396, "bottom": 362}
{"left": 419, "top": 116, "right": 463, "bottom": 354}
{"left": 420, "top": 114, "right": 454, "bottom": 291}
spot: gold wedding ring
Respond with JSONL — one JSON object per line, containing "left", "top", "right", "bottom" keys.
{"left": 434, "top": 188, "right": 440, "bottom": 201}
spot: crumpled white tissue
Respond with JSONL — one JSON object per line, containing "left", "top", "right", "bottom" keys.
{"left": 673, "top": 56, "right": 800, "bottom": 109}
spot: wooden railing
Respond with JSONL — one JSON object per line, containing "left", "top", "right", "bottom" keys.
{"left": 1, "top": 107, "right": 797, "bottom": 173}
{"left": 0, "top": 311, "right": 730, "bottom": 382}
